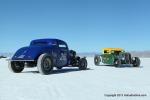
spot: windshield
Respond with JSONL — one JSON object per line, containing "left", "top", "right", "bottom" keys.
{"left": 113, "top": 51, "right": 122, "bottom": 55}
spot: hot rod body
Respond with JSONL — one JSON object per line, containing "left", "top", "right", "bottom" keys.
{"left": 9, "top": 39, "right": 87, "bottom": 75}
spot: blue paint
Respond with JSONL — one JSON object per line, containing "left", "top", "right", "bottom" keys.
{"left": 11, "top": 39, "right": 69, "bottom": 67}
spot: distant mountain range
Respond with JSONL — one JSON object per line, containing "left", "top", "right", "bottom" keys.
{"left": 130, "top": 51, "right": 150, "bottom": 58}
{"left": 78, "top": 51, "right": 150, "bottom": 58}
{"left": 0, "top": 51, "right": 150, "bottom": 58}
{"left": 0, "top": 52, "right": 14, "bottom": 58}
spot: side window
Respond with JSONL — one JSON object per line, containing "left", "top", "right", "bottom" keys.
{"left": 58, "top": 41, "right": 67, "bottom": 49}
{"left": 58, "top": 44, "right": 67, "bottom": 48}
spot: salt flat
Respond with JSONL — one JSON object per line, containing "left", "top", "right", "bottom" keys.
{"left": 0, "top": 57, "right": 149, "bottom": 100}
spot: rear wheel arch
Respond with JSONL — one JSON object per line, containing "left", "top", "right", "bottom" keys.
{"left": 35, "top": 51, "right": 53, "bottom": 62}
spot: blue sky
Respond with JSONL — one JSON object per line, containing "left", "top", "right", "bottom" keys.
{"left": 0, "top": 0, "right": 150, "bottom": 53}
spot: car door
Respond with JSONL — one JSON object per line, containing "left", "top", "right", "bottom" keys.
{"left": 56, "top": 41, "right": 68, "bottom": 67}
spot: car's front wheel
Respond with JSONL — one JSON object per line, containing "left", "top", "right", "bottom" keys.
{"left": 79, "top": 58, "right": 87, "bottom": 70}
{"left": 132, "top": 57, "right": 140, "bottom": 67}
{"left": 8, "top": 61, "right": 25, "bottom": 73}
{"left": 37, "top": 54, "right": 53, "bottom": 75}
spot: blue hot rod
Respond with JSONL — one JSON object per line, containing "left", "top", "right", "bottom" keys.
{"left": 9, "top": 39, "right": 87, "bottom": 75}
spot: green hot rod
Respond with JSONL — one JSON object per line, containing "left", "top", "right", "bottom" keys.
{"left": 94, "top": 48, "right": 140, "bottom": 67}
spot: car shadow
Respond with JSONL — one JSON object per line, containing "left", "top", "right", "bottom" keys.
{"left": 52, "top": 68, "right": 91, "bottom": 74}
{"left": 22, "top": 71, "right": 39, "bottom": 74}
{"left": 96, "top": 64, "right": 143, "bottom": 68}
{"left": 22, "top": 68, "right": 92, "bottom": 74}
{"left": 117, "top": 65, "right": 143, "bottom": 68}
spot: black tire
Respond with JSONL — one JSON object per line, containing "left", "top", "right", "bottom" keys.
{"left": 94, "top": 55, "right": 100, "bottom": 66}
{"left": 79, "top": 58, "right": 87, "bottom": 70}
{"left": 132, "top": 57, "right": 140, "bottom": 67}
{"left": 8, "top": 61, "right": 24, "bottom": 73}
{"left": 114, "top": 59, "right": 121, "bottom": 67}
{"left": 37, "top": 54, "right": 53, "bottom": 75}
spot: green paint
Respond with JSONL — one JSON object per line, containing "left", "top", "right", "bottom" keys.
{"left": 101, "top": 54, "right": 114, "bottom": 65}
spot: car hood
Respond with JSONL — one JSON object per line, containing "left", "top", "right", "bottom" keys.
{"left": 12, "top": 45, "right": 51, "bottom": 60}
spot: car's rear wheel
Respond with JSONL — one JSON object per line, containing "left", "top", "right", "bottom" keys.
{"left": 132, "top": 57, "right": 140, "bottom": 67}
{"left": 37, "top": 54, "right": 53, "bottom": 75}
{"left": 94, "top": 55, "right": 100, "bottom": 66}
{"left": 8, "top": 61, "right": 24, "bottom": 73}
{"left": 79, "top": 58, "right": 87, "bottom": 70}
